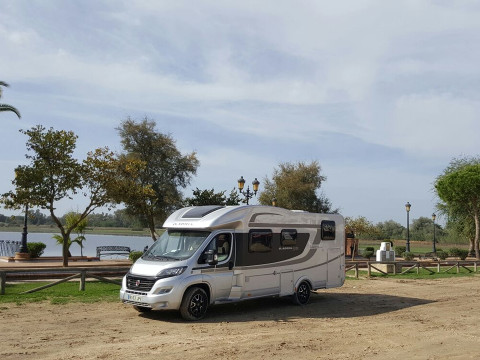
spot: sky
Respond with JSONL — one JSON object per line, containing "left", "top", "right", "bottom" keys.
{"left": 1, "top": 0, "right": 480, "bottom": 226}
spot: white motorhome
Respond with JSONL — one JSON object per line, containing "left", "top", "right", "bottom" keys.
{"left": 120, "top": 205, "right": 345, "bottom": 320}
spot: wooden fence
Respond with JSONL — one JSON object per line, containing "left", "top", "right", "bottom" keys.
{"left": 0, "top": 266, "right": 130, "bottom": 295}
{"left": 345, "top": 260, "right": 480, "bottom": 278}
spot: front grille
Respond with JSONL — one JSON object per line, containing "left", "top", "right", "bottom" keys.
{"left": 126, "top": 275, "right": 157, "bottom": 292}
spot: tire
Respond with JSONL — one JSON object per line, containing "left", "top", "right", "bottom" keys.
{"left": 133, "top": 305, "right": 152, "bottom": 313}
{"left": 180, "top": 287, "right": 209, "bottom": 321}
{"left": 292, "top": 281, "right": 311, "bottom": 305}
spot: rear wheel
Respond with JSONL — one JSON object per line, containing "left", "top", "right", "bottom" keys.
{"left": 292, "top": 281, "right": 311, "bottom": 305}
{"left": 180, "top": 287, "right": 208, "bottom": 321}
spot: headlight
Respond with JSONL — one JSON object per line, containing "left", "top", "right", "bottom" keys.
{"left": 156, "top": 266, "right": 187, "bottom": 279}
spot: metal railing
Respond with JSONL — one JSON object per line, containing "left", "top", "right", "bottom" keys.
{"left": 0, "top": 240, "right": 21, "bottom": 257}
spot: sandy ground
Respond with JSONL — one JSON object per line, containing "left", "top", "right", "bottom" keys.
{"left": 1, "top": 276, "right": 479, "bottom": 360}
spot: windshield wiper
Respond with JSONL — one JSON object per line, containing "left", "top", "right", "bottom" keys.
{"left": 144, "top": 254, "right": 171, "bottom": 261}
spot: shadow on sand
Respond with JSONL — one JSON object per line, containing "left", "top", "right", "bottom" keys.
{"left": 139, "top": 291, "right": 434, "bottom": 323}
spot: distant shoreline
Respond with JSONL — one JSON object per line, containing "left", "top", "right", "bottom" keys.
{"left": 0, "top": 226, "right": 152, "bottom": 237}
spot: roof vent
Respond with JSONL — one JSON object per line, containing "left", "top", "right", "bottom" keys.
{"left": 182, "top": 206, "right": 224, "bottom": 219}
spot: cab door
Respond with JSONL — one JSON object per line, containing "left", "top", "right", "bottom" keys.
{"left": 198, "top": 232, "right": 235, "bottom": 301}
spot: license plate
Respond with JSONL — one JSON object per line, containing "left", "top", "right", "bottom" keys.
{"left": 126, "top": 293, "right": 144, "bottom": 302}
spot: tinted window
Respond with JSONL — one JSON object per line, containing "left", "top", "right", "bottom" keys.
{"left": 281, "top": 229, "right": 297, "bottom": 246}
{"left": 249, "top": 230, "right": 272, "bottom": 252}
{"left": 321, "top": 221, "right": 336, "bottom": 240}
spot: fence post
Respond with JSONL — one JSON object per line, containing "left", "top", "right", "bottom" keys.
{"left": 367, "top": 262, "right": 371, "bottom": 278}
{"left": 0, "top": 271, "right": 6, "bottom": 295}
{"left": 475, "top": 261, "right": 478, "bottom": 273}
{"left": 80, "top": 270, "right": 86, "bottom": 291}
{"left": 355, "top": 263, "right": 358, "bottom": 279}
{"left": 437, "top": 262, "right": 440, "bottom": 273}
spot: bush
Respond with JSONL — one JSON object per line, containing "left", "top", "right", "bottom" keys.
{"left": 436, "top": 250, "right": 448, "bottom": 260}
{"left": 448, "top": 247, "right": 462, "bottom": 258}
{"left": 365, "top": 247, "right": 375, "bottom": 252}
{"left": 362, "top": 250, "right": 374, "bottom": 259}
{"left": 129, "top": 251, "right": 143, "bottom": 262}
{"left": 395, "top": 246, "right": 406, "bottom": 257}
{"left": 27, "top": 242, "right": 46, "bottom": 258}
{"left": 402, "top": 252, "right": 415, "bottom": 261}
{"left": 458, "top": 249, "right": 469, "bottom": 260}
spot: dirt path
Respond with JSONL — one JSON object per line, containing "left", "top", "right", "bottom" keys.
{"left": 1, "top": 276, "right": 479, "bottom": 360}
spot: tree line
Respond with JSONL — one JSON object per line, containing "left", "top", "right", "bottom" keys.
{"left": 0, "top": 117, "right": 336, "bottom": 266}
{"left": 2, "top": 80, "right": 480, "bottom": 262}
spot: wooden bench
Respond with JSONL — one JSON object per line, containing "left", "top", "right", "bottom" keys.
{"left": 96, "top": 246, "right": 131, "bottom": 259}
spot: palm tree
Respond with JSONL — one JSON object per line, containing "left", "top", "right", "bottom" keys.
{"left": 0, "top": 81, "right": 21, "bottom": 118}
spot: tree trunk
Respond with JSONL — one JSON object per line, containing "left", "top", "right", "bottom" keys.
{"left": 468, "top": 238, "right": 475, "bottom": 257}
{"left": 474, "top": 211, "right": 480, "bottom": 259}
{"left": 147, "top": 214, "right": 158, "bottom": 242}
{"left": 62, "top": 235, "right": 69, "bottom": 267}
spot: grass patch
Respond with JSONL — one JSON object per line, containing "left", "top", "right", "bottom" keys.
{"left": 0, "top": 280, "right": 121, "bottom": 305}
{"left": 346, "top": 267, "right": 479, "bottom": 280}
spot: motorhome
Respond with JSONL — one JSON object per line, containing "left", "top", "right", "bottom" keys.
{"left": 120, "top": 205, "right": 345, "bottom": 320}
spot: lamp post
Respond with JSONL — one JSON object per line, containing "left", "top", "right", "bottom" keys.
{"left": 19, "top": 203, "right": 29, "bottom": 253}
{"left": 237, "top": 176, "right": 260, "bottom": 205}
{"left": 432, "top": 213, "right": 437, "bottom": 254}
{"left": 405, "top": 202, "right": 411, "bottom": 253}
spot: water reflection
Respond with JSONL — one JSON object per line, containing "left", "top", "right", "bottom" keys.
{"left": 0, "top": 232, "right": 153, "bottom": 257}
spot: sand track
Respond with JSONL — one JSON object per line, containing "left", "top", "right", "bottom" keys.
{"left": 1, "top": 276, "right": 479, "bottom": 359}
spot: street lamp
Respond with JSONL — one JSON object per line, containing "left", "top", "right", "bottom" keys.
{"left": 19, "top": 203, "right": 29, "bottom": 254}
{"left": 432, "top": 213, "right": 437, "bottom": 254}
{"left": 405, "top": 202, "right": 411, "bottom": 253}
{"left": 237, "top": 176, "right": 260, "bottom": 205}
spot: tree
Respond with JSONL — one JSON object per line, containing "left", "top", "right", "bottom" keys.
{"left": 258, "top": 161, "right": 335, "bottom": 213}
{"left": 345, "top": 216, "right": 379, "bottom": 239}
{"left": 1, "top": 125, "right": 119, "bottom": 266}
{"left": 376, "top": 220, "right": 405, "bottom": 240}
{"left": 0, "top": 81, "right": 21, "bottom": 118}
{"left": 184, "top": 188, "right": 241, "bottom": 206}
{"left": 435, "top": 157, "right": 480, "bottom": 258}
{"left": 409, "top": 217, "right": 446, "bottom": 242}
{"left": 111, "top": 117, "right": 199, "bottom": 241}
{"left": 52, "top": 212, "right": 88, "bottom": 257}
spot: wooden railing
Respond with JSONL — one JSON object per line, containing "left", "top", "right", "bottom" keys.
{"left": 345, "top": 260, "right": 480, "bottom": 278}
{"left": 0, "top": 266, "right": 130, "bottom": 295}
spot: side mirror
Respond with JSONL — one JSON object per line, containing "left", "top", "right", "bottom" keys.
{"left": 205, "top": 249, "right": 218, "bottom": 265}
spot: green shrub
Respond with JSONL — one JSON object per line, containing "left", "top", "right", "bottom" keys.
{"left": 129, "top": 251, "right": 143, "bottom": 262}
{"left": 458, "top": 249, "right": 469, "bottom": 260}
{"left": 436, "top": 248, "right": 443, "bottom": 252}
{"left": 27, "top": 242, "right": 46, "bottom": 258}
{"left": 365, "top": 247, "right": 375, "bottom": 252}
{"left": 402, "top": 252, "right": 415, "bottom": 261}
{"left": 395, "top": 246, "right": 406, "bottom": 257}
{"left": 449, "top": 247, "right": 462, "bottom": 258}
{"left": 362, "top": 250, "right": 374, "bottom": 259}
{"left": 436, "top": 251, "right": 448, "bottom": 260}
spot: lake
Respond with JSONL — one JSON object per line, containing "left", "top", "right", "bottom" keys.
{"left": 0, "top": 231, "right": 154, "bottom": 257}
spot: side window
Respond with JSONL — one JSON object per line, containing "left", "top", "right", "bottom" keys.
{"left": 249, "top": 230, "right": 272, "bottom": 253}
{"left": 216, "top": 233, "right": 231, "bottom": 262}
{"left": 321, "top": 220, "right": 336, "bottom": 240}
{"left": 281, "top": 229, "right": 297, "bottom": 246}
{"left": 198, "top": 233, "right": 231, "bottom": 264}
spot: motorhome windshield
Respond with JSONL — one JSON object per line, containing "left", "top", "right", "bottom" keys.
{"left": 143, "top": 230, "right": 210, "bottom": 261}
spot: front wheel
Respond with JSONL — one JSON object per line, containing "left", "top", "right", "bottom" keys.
{"left": 180, "top": 287, "right": 208, "bottom": 321}
{"left": 292, "top": 281, "right": 311, "bottom": 305}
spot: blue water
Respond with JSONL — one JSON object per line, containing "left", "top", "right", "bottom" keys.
{"left": 0, "top": 231, "right": 154, "bottom": 257}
